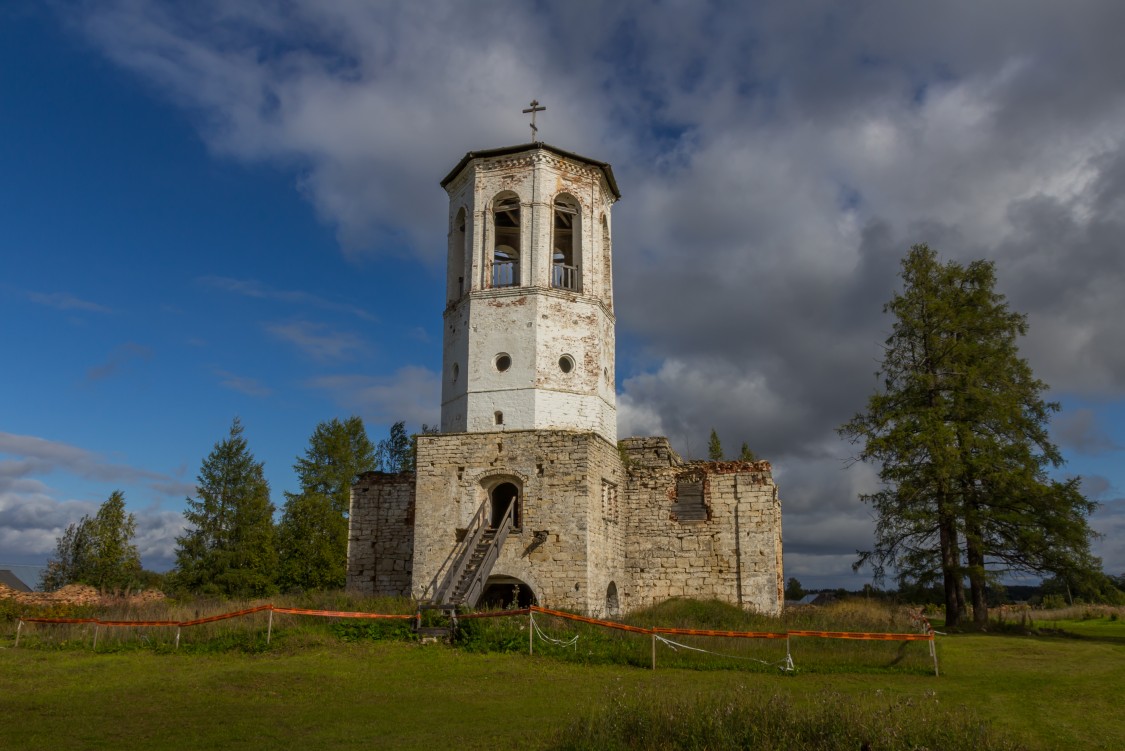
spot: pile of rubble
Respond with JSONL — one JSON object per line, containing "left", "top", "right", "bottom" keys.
{"left": 0, "top": 582, "right": 166, "bottom": 608}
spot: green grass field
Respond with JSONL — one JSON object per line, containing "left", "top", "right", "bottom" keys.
{"left": 2, "top": 600, "right": 1123, "bottom": 749}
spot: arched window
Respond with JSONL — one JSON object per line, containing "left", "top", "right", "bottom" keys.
{"left": 605, "top": 581, "right": 620, "bottom": 619}
{"left": 490, "top": 481, "right": 520, "bottom": 528}
{"left": 552, "top": 194, "right": 581, "bottom": 291}
{"left": 492, "top": 192, "right": 521, "bottom": 288}
{"left": 448, "top": 207, "right": 467, "bottom": 303}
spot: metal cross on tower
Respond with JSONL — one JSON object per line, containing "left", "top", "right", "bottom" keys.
{"left": 522, "top": 100, "right": 546, "bottom": 141}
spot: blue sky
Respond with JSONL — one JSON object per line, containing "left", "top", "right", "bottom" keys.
{"left": 2, "top": 2, "right": 1123, "bottom": 590}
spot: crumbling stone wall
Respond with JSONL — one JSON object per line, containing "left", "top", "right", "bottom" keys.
{"left": 620, "top": 437, "right": 784, "bottom": 616}
{"left": 346, "top": 472, "right": 415, "bottom": 596}
{"left": 348, "top": 432, "right": 782, "bottom": 615}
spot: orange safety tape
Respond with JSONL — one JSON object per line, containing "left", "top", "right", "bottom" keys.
{"left": 531, "top": 606, "right": 653, "bottom": 634}
{"left": 94, "top": 620, "right": 180, "bottom": 627}
{"left": 788, "top": 630, "right": 933, "bottom": 641}
{"left": 458, "top": 608, "right": 531, "bottom": 619}
{"left": 178, "top": 604, "right": 274, "bottom": 627}
{"left": 19, "top": 617, "right": 99, "bottom": 624}
{"left": 653, "top": 627, "right": 788, "bottom": 640}
{"left": 270, "top": 607, "right": 413, "bottom": 619}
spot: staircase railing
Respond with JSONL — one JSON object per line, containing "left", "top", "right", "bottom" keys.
{"left": 455, "top": 500, "right": 514, "bottom": 608}
{"left": 431, "top": 500, "right": 490, "bottom": 605}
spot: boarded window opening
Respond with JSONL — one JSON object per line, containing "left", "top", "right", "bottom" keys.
{"left": 672, "top": 477, "right": 708, "bottom": 522}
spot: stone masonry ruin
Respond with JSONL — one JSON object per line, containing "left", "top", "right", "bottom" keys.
{"left": 347, "top": 139, "right": 783, "bottom": 616}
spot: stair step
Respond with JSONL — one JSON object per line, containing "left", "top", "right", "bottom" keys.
{"left": 416, "top": 626, "right": 452, "bottom": 636}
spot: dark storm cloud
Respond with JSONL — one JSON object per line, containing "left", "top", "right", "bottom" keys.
{"left": 67, "top": 0, "right": 1125, "bottom": 582}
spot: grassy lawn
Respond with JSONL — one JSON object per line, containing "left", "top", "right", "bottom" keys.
{"left": 2, "top": 625, "right": 1123, "bottom": 750}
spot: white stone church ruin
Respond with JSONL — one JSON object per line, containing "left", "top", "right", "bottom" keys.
{"left": 347, "top": 136, "right": 783, "bottom": 616}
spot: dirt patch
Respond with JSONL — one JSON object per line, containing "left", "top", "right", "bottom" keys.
{"left": 0, "top": 582, "right": 165, "bottom": 608}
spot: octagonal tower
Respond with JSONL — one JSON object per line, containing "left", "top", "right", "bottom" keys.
{"left": 439, "top": 142, "right": 620, "bottom": 443}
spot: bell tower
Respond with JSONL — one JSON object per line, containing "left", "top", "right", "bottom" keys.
{"left": 439, "top": 141, "right": 620, "bottom": 443}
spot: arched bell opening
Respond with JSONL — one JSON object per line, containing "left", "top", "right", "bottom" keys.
{"left": 492, "top": 192, "right": 521, "bottom": 288}
{"left": 552, "top": 193, "right": 581, "bottom": 291}
{"left": 490, "top": 481, "right": 520, "bottom": 528}
{"left": 480, "top": 575, "right": 537, "bottom": 609}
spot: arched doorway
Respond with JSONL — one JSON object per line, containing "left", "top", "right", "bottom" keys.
{"left": 490, "top": 482, "right": 519, "bottom": 528}
{"left": 605, "top": 582, "right": 620, "bottom": 619}
{"left": 480, "top": 576, "right": 537, "bottom": 609}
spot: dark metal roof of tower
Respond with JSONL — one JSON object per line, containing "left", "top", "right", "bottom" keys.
{"left": 440, "top": 142, "right": 621, "bottom": 200}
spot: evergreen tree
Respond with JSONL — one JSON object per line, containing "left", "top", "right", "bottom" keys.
{"left": 277, "top": 491, "right": 346, "bottom": 592}
{"left": 277, "top": 416, "right": 375, "bottom": 591}
{"left": 840, "top": 244, "right": 1100, "bottom": 627}
{"left": 739, "top": 442, "right": 757, "bottom": 462}
{"left": 708, "top": 428, "right": 724, "bottom": 461}
{"left": 173, "top": 418, "right": 277, "bottom": 597}
{"left": 41, "top": 490, "right": 142, "bottom": 592}
{"left": 376, "top": 420, "right": 413, "bottom": 472}
{"left": 784, "top": 577, "right": 804, "bottom": 601}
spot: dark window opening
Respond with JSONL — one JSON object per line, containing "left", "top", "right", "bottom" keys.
{"left": 490, "top": 481, "right": 520, "bottom": 528}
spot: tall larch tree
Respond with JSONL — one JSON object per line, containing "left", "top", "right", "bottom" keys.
{"left": 277, "top": 416, "right": 376, "bottom": 591}
{"left": 840, "top": 244, "right": 1100, "bottom": 627}
{"left": 173, "top": 418, "right": 277, "bottom": 597}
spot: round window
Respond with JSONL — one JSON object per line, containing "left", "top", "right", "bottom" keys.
{"left": 558, "top": 355, "right": 575, "bottom": 373}
{"left": 495, "top": 353, "right": 512, "bottom": 372}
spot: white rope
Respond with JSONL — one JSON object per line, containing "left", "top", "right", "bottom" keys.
{"left": 655, "top": 634, "right": 793, "bottom": 671}
{"left": 531, "top": 617, "right": 579, "bottom": 650}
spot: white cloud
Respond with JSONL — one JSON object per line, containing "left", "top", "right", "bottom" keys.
{"left": 266, "top": 320, "right": 367, "bottom": 362}
{"left": 198, "top": 276, "right": 376, "bottom": 321}
{"left": 25, "top": 290, "right": 113, "bottom": 313}
{"left": 87, "top": 342, "right": 154, "bottom": 382}
{"left": 306, "top": 366, "right": 440, "bottom": 429}
{"left": 214, "top": 369, "right": 273, "bottom": 398}
{"left": 0, "top": 433, "right": 193, "bottom": 569}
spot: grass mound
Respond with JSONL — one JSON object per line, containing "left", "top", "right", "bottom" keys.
{"left": 550, "top": 690, "right": 1020, "bottom": 751}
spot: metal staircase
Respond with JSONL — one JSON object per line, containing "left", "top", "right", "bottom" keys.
{"left": 416, "top": 498, "right": 515, "bottom": 639}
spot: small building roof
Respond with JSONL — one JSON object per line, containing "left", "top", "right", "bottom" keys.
{"left": 440, "top": 142, "right": 621, "bottom": 201}
{"left": 0, "top": 569, "right": 32, "bottom": 592}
